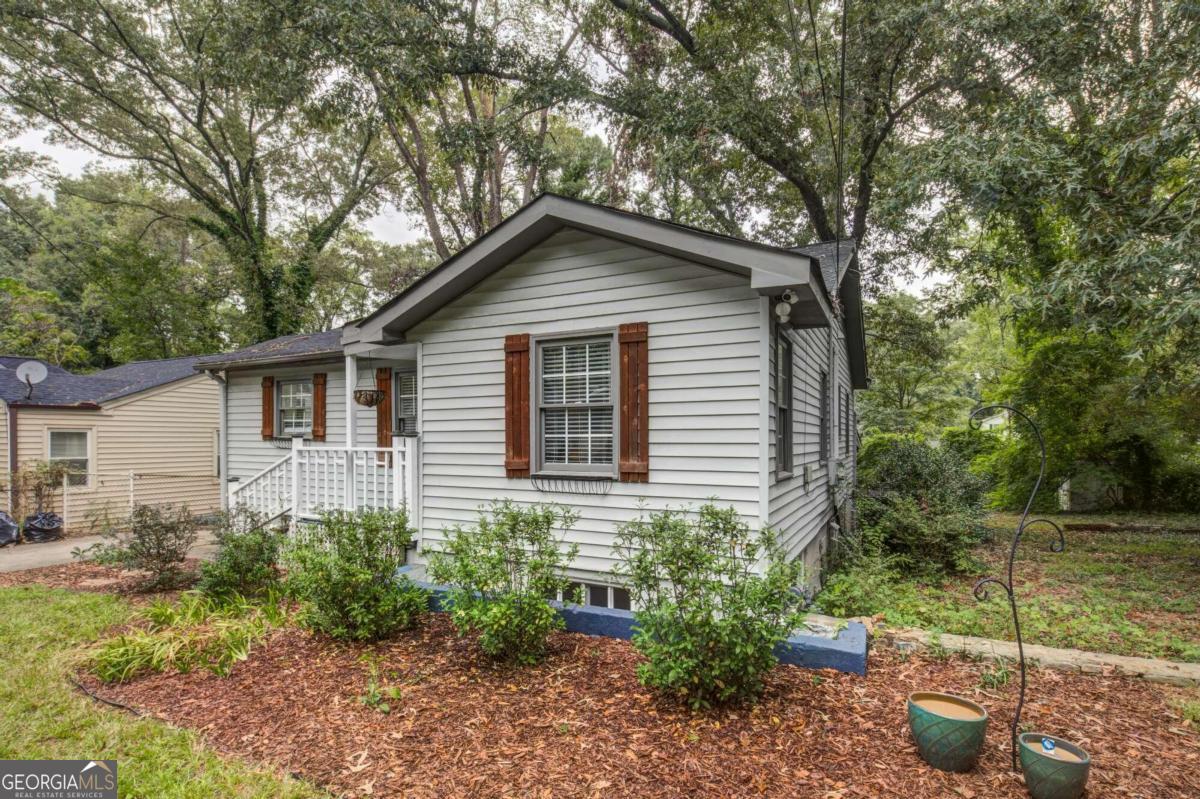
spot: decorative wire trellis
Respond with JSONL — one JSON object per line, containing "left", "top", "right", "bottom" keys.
{"left": 969, "top": 404, "right": 1066, "bottom": 770}
{"left": 530, "top": 474, "right": 613, "bottom": 496}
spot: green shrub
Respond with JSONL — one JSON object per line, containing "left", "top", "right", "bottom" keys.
{"left": 428, "top": 501, "right": 578, "bottom": 665}
{"left": 856, "top": 433, "right": 987, "bottom": 575}
{"left": 75, "top": 504, "right": 199, "bottom": 589}
{"left": 284, "top": 508, "right": 426, "bottom": 642}
{"left": 90, "top": 592, "right": 281, "bottom": 683}
{"left": 197, "top": 508, "right": 282, "bottom": 600}
{"left": 614, "top": 503, "right": 806, "bottom": 710}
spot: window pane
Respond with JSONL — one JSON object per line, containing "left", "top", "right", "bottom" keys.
{"left": 588, "top": 584, "right": 609, "bottom": 607}
{"left": 542, "top": 407, "right": 612, "bottom": 465}
{"left": 397, "top": 373, "right": 417, "bottom": 417}
{"left": 612, "top": 587, "right": 632, "bottom": 610}
{"left": 49, "top": 431, "right": 88, "bottom": 458}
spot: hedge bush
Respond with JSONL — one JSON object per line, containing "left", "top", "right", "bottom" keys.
{"left": 615, "top": 503, "right": 806, "bottom": 710}
{"left": 428, "top": 501, "right": 578, "bottom": 665}
{"left": 77, "top": 504, "right": 199, "bottom": 589}
{"left": 197, "top": 508, "right": 282, "bottom": 601}
{"left": 285, "top": 508, "right": 426, "bottom": 641}
{"left": 856, "top": 433, "right": 987, "bottom": 575}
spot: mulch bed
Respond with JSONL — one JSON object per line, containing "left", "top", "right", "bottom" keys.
{"left": 82, "top": 614, "right": 1200, "bottom": 798}
{"left": 0, "top": 560, "right": 201, "bottom": 599}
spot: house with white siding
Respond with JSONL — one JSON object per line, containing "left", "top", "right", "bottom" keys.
{"left": 197, "top": 195, "right": 867, "bottom": 604}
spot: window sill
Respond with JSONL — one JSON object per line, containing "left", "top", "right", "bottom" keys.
{"left": 531, "top": 471, "right": 614, "bottom": 481}
{"left": 775, "top": 470, "right": 794, "bottom": 482}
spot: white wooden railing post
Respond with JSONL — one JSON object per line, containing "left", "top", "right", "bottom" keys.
{"left": 62, "top": 472, "right": 69, "bottom": 532}
{"left": 292, "top": 436, "right": 304, "bottom": 517}
{"left": 391, "top": 435, "right": 404, "bottom": 510}
{"left": 403, "top": 436, "right": 419, "bottom": 528}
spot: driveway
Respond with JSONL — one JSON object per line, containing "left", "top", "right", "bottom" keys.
{"left": 0, "top": 528, "right": 218, "bottom": 573}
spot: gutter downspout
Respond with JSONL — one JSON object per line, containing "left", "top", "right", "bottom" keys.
{"left": 4, "top": 402, "right": 15, "bottom": 512}
{"left": 204, "top": 370, "right": 229, "bottom": 511}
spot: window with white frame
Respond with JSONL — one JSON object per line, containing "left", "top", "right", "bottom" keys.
{"left": 555, "top": 581, "right": 632, "bottom": 610}
{"left": 48, "top": 430, "right": 90, "bottom": 486}
{"left": 277, "top": 379, "right": 313, "bottom": 435}
{"left": 394, "top": 371, "right": 417, "bottom": 435}
{"left": 537, "top": 336, "right": 615, "bottom": 472}
{"left": 775, "top": 327, "right": 794, "bottom": 475}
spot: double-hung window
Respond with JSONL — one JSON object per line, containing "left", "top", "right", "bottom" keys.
{"left": 394, "top": 371, "right": 417, "bottom": 435}
{"left": 839, "top": 386, "right": 851, "bottom": 457}
{"left": 775, "top": 328, "right": 794, "bottom": 475}
{"left": 49, "top": 430, "right": 90, "bottom": 486}
{"left": 537, "top": 336, "right": 615, "bottom": 473}
{"left": 277, "top": 379, "right": 313, "bottom": 436}
{"left": 819, "top": 369, "right": 830, "bottom": 462}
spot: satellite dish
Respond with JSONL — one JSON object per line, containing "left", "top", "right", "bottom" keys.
{"left": 15, "top": 361, "right": 48, "bottom": 399}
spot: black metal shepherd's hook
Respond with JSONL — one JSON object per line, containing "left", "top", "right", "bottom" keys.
{"left": 968, "top": 404, "right": 1066, "bottom": 771}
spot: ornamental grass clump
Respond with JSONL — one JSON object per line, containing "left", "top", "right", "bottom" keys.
{"left": 284, "top": 508, "right": 427, "bottom": 642}
{"left": 615, "top": 503, "right": 806, "bottom": 710}
{"left": 90, "top": 591, "right": 284, "bottom": 683}
{"left": 428, "top": 501, "right": 579, "bottom": 666}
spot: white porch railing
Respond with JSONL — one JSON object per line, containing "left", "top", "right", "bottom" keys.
{"left": 229, "top": 436, "right": 419, "bottom": 524}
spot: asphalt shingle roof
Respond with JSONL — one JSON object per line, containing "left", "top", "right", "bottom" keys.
{"left": 0, "top": 355, "right": 206, "bottom": 408}
{"left": 194, "top": 328, "right": 345, "bottom": 370}
{"left": 791, "top": 239, "right": 856, "bottom": 296}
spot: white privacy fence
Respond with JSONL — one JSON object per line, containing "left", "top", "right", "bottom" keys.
{"left": 229, "top": 436, "right": 419, "bottom": 524}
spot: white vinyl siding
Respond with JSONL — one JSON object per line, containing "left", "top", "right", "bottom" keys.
{"left": 225, "top": 363, "right": 346, "bottom": 480}
{"left": 767, "top": 320, "right": 858, "bottom": 568}
{"left": 408, "top": 229, "right": 763, "bottom": 579}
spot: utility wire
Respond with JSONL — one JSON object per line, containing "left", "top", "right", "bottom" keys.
{"left": 835, "top": 0, "right": 850, "bottom": 297}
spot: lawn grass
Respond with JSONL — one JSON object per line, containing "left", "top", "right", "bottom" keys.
{"left": 0, "top": 586, "right": 320, "bottom": 798}
{"left": 817, "top": 512, "right": 1200, "bottom": 662}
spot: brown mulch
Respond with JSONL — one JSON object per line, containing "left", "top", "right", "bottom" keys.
{"left": 81, "top": 615, "right": 1200, "bottom": 799}
{"left": 0, "top": 560, "right": 201, "bottom": 599}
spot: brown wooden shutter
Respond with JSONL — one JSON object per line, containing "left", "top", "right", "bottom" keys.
{"left": 312, "top": 373, "right": 327, "bottom": 441}
{"left": 260, "top": 376, "right": 275, "bottom": 439}
{"left": 375, "top": 367, "right": 393, "bottom": 448}
{"left": 504, "top": 334, "right": 530, "bottom": 478}
{"left": 618, "top": 322, "right": 649, "bottom": 482}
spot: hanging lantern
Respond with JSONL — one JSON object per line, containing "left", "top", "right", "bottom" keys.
{"left": 353, "top": 355, "right": 386, "bottom": 407}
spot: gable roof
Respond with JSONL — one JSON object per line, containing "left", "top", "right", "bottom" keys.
{"left": 0, "top": 355, "right": 207, "bottom": 408}
{"left": 194, "top": 328, "right": 345, "bottom": 370}
{"left": 344, "top": 193, "right": 835, "bottom": 346}
{"left": 792, "top": 239, "right": 855, "bottom": 295}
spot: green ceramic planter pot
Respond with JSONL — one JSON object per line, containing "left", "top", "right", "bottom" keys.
{"left": 907, "top": 692, "right": 989, "bottom": 773}
{"left": 1018, "top": 733, "right": 1091, "bottom": 799}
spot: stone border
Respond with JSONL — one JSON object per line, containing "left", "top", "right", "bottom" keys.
{"left": 881, "top": 627, "right": 1200, "bottom": 687}
{"left": 399, "top": 570, "right": 868, "bottom": 676}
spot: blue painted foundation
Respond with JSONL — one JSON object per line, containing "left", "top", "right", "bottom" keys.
{"left": 397, "top": 568, "right": 868, "bottom": 676}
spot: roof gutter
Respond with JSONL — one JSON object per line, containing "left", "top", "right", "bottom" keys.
{"left": 4, "top": 401, "right": 102, "bottom": 410}
{"left": 195, "top": 350, "right": 344, "bottom": 372}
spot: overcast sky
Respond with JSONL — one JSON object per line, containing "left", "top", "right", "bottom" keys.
{"left": 8, "top": 128, "right": 946, "bottom": 294}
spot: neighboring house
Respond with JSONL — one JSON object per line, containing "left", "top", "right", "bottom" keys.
{"left": 199, "top": 194, "right": 867, "bottom": 601}
{"left": 0, "top": 356, "right": 221, "bottom": 530}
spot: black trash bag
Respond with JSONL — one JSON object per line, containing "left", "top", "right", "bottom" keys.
{"left": 0, "top": 511, "right": 18, "bottom": 547}
{"left": 23, "top": 511, "right": 64, "bottom": 543}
